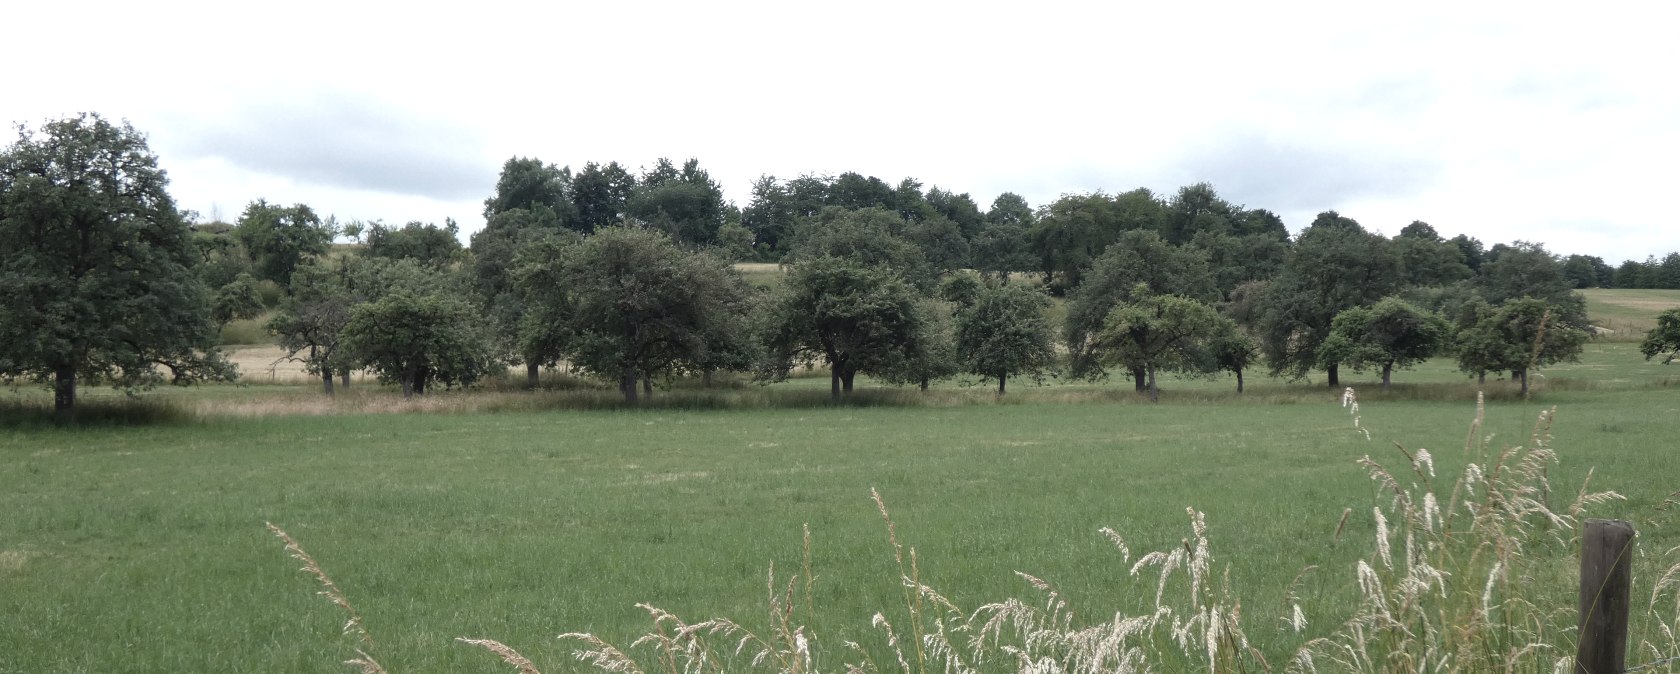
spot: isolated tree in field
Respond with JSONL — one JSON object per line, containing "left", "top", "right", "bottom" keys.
{"left": 1255, "top": 211, "right": 1402, "bottom": 386}
{"left": 1064, "top": 229, "right": 1216, "bottom": 387}
{"left": 1090, "top": 290, "right": 1224, "bottom": 402}
{"left": 558, "top": 227, "right": 753, "bottom": 404}
{"left": 1640, "top": 308, "right": 1680, "bottom": 364}
{"left": 956, "top": 283, "right": 1056, "bottom": 394}
{"left": 0, "top": 114, "right": 233, "bottom": 414}
{"left": 1315, "top": 297, "right": 1449, "bottom": 391}
{"left": 1453, "top": 297, "right": 1588, "bottom": 396}
{"left": 234, "top": 199, "right": 334, "bottom": 288}
{"left": 760, "top": 256, "right": 925, "bottom": 401}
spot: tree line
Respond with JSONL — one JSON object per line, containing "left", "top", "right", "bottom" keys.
{"left": 6, "top": 114, "right": 1680, "bottom": 413}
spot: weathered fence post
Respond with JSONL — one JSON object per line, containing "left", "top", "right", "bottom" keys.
{"left": 1576, "top": 519, "right": 1634, "bottom": 674}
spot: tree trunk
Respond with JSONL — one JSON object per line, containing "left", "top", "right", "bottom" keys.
{"left": 54, "top": 364, "right": 76, "bottom": 415}
{"left": 413, "top": 367, "right": 429, "bottom": 396}
{"left": 1132, "top": 366, "right": 1147, "bottom": 392}
{"left": 830, "top": 364, "right": 842, "bottom": 403}
{"left": 400, "top": 374, "right": 414, "bottom": 399}
{"left": 340, "top": 368, "right": 351, "bottom": 389}
{"left": 998, "top": 372, "right": 1007, "bottom": 395}
{"left": 702, "top": 369, "right": 713, "bottom": 388}
{"left": 1235, "top": 368, "right": 1244, "bottom": 394}
{"left": 526, "top": 362, "right": 540, "bottom": 387}
{"left": 842, "top": 370, "right": 855, "bottom": 394}
{"left": 919, "top": 375, "right": 929, "bottom": 392}
{"left": 642, "top": 373, "right": 653, "bottom": 398}
{"left": 1478, "top": 370, "right": 1486, "bottom": 386}
{"left": 1146, "top": 364, "right": 1160, "bottom": 403}
{"left": 1381, "top": 361, "right": 1393, "bottom": 392}
{"left": 622, "top": 366, "right": 639, "bottom": 405}
{"left": 1517, "top": 367, "right": 1529, "bottom": 396}
{"left": 322, "top": 370, "right": 335, "bottom": 396}
{"left": 1327, "top": 363, "right": 1340, "bottom": 388}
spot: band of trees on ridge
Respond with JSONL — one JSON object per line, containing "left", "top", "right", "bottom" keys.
{"left": 5, "top": 114, "right": 1680, "bottom": 413}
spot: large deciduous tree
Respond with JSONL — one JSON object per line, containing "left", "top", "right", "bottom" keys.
{"left": 1090, "top": 290, "right": 1224, "bottom": 402}
{"left": 552, "top": 227, "right": 754, "bottom": 403}
{"left": 760, "top": 256, "right": 926, "bottom": 401}
{"left": 1315, "top": 297, "right": 1449, "bottom": 391}
{"left": 955, "top": 283, "right": 1056, "bottom": 394}
{"left": 1255, "top": 211, "right": 1402, "bottom": 386}
{"left": 0, "top": 114, "right": 233, "bottom": 413}
{"left": 1453, "top": 297, "right": 1588, "bottom": 396}
{"left": 1063, "top": 230, "right": 1216, "bottom": 386}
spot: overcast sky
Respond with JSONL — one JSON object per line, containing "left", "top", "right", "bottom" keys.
{"left": 8, "top": 1, "right": 1676, "bottom": 263}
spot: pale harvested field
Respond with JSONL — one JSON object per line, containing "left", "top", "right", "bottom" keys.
{"left": 224, "top": 345, "right": 371, "bottom": 384}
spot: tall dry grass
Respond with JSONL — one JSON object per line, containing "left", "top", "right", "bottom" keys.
{"left": 269, "top": 392, "right": 1680, "bottom": 673}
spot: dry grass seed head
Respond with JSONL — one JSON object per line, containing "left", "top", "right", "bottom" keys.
{"left": 457, "top": 637, "right": 544, "bottom": 674}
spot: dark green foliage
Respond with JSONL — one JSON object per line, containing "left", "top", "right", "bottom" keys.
{"left": 1188, "top": 230, "right": 1287, "bottom": 299}
{"left": 0, "top": 113, "right": 233, "bottom": 413}
{"left": 760, "top": 256, "right": 927, "bottom": 401}
{"left": 714, "top": 220, "right": 756, "bottom": 261}
{"left": 1091, "top": 291, "right": 1225, "bottom": 401}
{"left": 971, "top": 220, "right": 1034, "bottom": 284}
{"left": 211, "top": 273, "right": 265, "bottom": 325}
{"left": 482, "top": 156, "right": 576, "bottom": 224}
{"left": 925, "top": 187, "right": 985, "bottom": 239}
{"left": 570, "top": 161, "right": 637, "bottom": 233}
{"left": 955, "top": 283, "right": 1056, "bottom": 393}
{"left": 234, "top": 199, "right": 334, "bottom": 288}
{"left": 1454, "top": 296, "right": 1589, "bottom": 395}
{"left": 268, "top": 262, "right": 360, "bottom": 394}
{"left": 785, "top": 207, "right": 933, "bottom": 289}
{"left": 1255, "top": 212, "right": 1402, "bottom": 384}
{"left": 1028, "top": 189, "right": 1165, "bottom": 291}
{"left": 363, "top": 219, "right": 463, "bottom": 265}
{"left": 1315, "top": 297, "right": 1449, "bottom": 390}
{"left": 1640, "top": 308, "right": 1680, "bottom": 364}
{"left": 1561, "top": 254, "right": 1614, "bottom": 289}
{"left": 939, "top": 274, "right": 983, "bottom": 308}
{"left": 1391, "top": 222, "right": 1472, "bottom": 287}
{"left": 906, "top": 215, "right": 970, "bottom": 274}
{"left": 340, "top": 284, "right": 494, "bottom": 398}
{"left": 541, "top": 227, "right": 756, "bottom": 403}
{"left": 628, "top": 158, "right": 728, "bottom": 245}
{"left": 1063, "top": 230, "right": 1217, "bottom": 378}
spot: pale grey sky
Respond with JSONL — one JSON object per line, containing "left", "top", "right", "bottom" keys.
{"left": 8, "top": 1, "right": 1677, "bottom": 263}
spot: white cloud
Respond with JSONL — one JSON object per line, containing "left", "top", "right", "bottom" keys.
{"left": 5, "top": 0, "right": 1676, "bottom": 263}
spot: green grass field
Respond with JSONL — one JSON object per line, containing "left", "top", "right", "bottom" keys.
{"left": 3, "top": 290, "right": 1679, "bottom": 673}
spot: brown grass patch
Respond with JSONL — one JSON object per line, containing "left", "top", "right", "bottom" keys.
{"left": 0, "top": 549, "right": 37, "bottom": 575}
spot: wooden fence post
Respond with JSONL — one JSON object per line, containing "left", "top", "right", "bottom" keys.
{"left": 1576, "top": 519, "right": 1634, "bottom": 674}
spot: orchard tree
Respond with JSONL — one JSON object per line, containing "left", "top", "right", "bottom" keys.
{"left": 340, "top": 286, "right": 494, "bottom": 398}
{"left": 0, "top": 113, "right": 233, "bottom": 414}
{"left": 555, "top": 227, "right": 754, "bottom": 403}
{"left": 955, "top": 283, "right": 1057, "bottom": 394}
{"left": 1063, "top": 229, "right": 1216, "bottom": 387}
{"left": 760, "top": 256, "right": 925, "bottom": 401}
{"left": 1202, "top": 323, "right": 1258, "bottom": 393}
{"left": 1090, "top": 290, "right": 1224, "bottom": 402}
{"left": 784, "top": 206, "right": 933, "bottom": 289}
{"left": 1640, "top": 308, "right": 1680, "bottom": 364}
{"left": 268, "top": 262, "right": 358, "bottom": 394}
{"left": 234, "top": 199, "right": 334, "bottom": 288}
{"left": 1315, "top": 297, "right": 1449, "bottom": 391}
{"left": 1454, "top": 297, "right": 1588, "bottom": 396}
{"left": 210, "top": 273, "right": 265, "bottom": 325}
{"left": 1255, "top": 211, "right": 1401, "bottom": 386}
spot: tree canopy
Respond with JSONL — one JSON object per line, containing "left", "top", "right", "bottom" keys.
{"left": 0, "top": 113, "right": 232, "bottom": 413}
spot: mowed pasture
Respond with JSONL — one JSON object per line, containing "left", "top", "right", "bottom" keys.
{"left": 1, "top": 293, "right": 1679, "bottom": 673}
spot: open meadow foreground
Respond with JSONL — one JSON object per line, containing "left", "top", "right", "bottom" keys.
{"left": 4, "top": 331, "right": 1680, "bottom": 672}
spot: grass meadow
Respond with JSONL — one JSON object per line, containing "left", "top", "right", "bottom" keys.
{"left": 2, "top": 291, "right": 1678, "bottom": 673}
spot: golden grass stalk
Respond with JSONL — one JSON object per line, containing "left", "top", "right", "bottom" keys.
{"left": 457, "top": 637, "right": 544, "bottom": 674}
{"left": 265, "top": 522, "right": 374, "bottom": 648}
